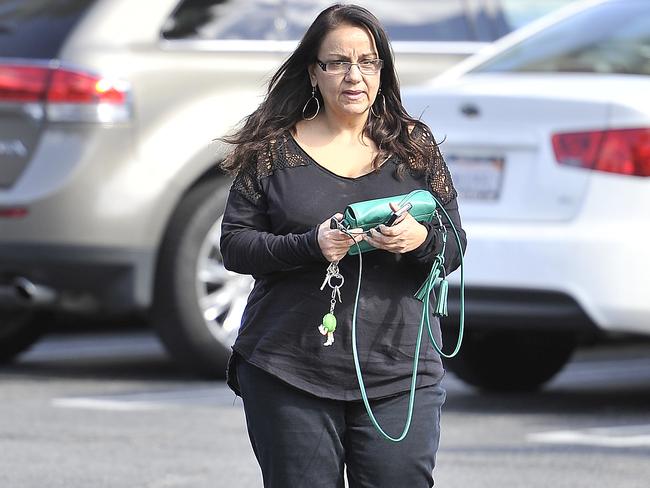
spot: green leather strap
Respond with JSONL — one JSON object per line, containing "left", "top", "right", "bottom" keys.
{"left": 339, "top": 191, "right": 465, "bottom": 442}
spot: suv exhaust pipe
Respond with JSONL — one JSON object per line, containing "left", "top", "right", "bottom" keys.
{"left": 0, "top": 277, "right": 57, "bottom": 307}
{"left": 14, "top": 277, "right": 57, "bottom": 304}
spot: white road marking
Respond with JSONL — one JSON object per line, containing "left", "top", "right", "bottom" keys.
{"left": 51, "top": 386, "right": 238, "bottom": 411}
{"left": 528, "top": 424, "right": 650, "bottom": 448}
{"left": 52, "top": 397, "right": 165, "bottom": 411}
{"left": 562, "top": 358, "right": 650, "bottom": 376}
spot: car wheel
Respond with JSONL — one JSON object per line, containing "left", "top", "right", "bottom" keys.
{"left": 0, "top": 309, "right": 43, "bottom": 363}
{"left": 444, "top": 329, "right": 576, "bottom": 392}
{"left": 152, "top": 178, "right": 253, "bottom": 377}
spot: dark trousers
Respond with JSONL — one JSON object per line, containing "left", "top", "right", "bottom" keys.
{"left": 236, "top": 356, "right": 446, "bottom": 488}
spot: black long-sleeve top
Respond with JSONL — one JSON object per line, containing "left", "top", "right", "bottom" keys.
{"left": 221, "top": 125, "right": 466, "bottom": 400}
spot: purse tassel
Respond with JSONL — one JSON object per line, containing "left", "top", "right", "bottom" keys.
{"left": 433, "top": 278, "right": 449, "bottom": 317}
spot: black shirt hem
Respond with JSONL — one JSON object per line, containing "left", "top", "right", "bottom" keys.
{"left": 227, "top": 346, "right": 445, "bottom": 402}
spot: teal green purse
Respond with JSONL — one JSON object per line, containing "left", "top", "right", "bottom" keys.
{"left": 341, "top": 190, "right": 438, "bottom": 255}
{"left": 323, "top": 188, "right": 465, "bottom": 443}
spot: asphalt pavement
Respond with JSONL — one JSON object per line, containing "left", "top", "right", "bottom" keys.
{"left": 1, "top": 328, "right": 650, "bottom": 487}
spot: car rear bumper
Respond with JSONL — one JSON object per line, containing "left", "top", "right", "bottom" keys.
{"left": 445, "top": 286, "right": 598, "bottom": 332}
{"left": 0, "top": 244, "right": 155, "bottom": 313}
{"left": 454, "top": 215, "right": 650, "bottom": 335}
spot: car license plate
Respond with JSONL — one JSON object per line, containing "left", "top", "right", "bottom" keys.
{"left": 446, "top": 154, "right": 504, "bottom": 201}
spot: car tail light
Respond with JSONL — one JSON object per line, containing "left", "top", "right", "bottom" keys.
{"left": 47, "top": 69, "right": 127, "bottom": 104}
{"left": 552, "top": 129, "right": 650, "bottom": 177}
{"left": 0, "top": 62, "right": 130, "bottom": 123}
{"left": 0, "top": 207, "right": 28, "bottom": 219}
{"left": 0, "top": 65, "right": 50, "bottom": 102}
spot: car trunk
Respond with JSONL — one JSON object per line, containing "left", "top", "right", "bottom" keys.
{"left": 0, "top": 100, "right": 46, "bottom": 188}
{"left": 0, "top": 0, "right": 97, "bottom": 189}
{"left": 404, "top": 75, "right": 614, "bottom": 222}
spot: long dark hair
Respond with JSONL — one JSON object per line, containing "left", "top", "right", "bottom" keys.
{"left": 219, "top": 4, "right": 434, "bottom": 177}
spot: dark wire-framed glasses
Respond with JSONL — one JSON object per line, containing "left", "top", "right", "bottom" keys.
{"left": 316, "top": 59, "right": 384, "bottom": 75}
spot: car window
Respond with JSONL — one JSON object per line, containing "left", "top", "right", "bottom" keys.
{"left": 499, "top": 0, "right": 576, "bottom": 30}
{"left": 161, "top": 0, "right": 579, "bottom": 43}
{"left": 162, "top": 0, "right": 280, "bottom": 41}
{"left": 0, "top": 0, "right": 96, "bottom": 59}
{"left": 471, "top": 1, "right": 650, "bottom": 76}
{"left": 354, "top": 1, "right": 475, "bottom": 42}
{"left": 162, "top": 0, "right": 490, "bottom": 42}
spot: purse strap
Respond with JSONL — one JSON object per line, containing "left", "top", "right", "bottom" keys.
{"left": 340, "top": 193, "right": 465, "bottom": 442}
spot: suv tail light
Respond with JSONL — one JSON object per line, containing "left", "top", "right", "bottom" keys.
{"left": 0, "top": 65, "right": 50, "bottom": 102}
{"left": 0, "top": 62, "right": 130, "bottom": 123}
{"left": 552, "top": 129, "right": 650, "bottom": 177}
{"left": 0, "top": 207, "right": 28, "bottom": 219}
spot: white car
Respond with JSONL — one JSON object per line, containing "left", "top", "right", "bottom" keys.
{"left": 403, "top": 0, "right": 650, "bottom": 391}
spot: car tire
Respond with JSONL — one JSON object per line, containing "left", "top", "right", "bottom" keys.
{"left": 0, "top": 309, "right": 43, "bottom": 363}
{"left": 444, "top": 329, "right": 576, "bottom": 392}
{"left": 152, "top": 177, "right": 252, "bottom": 378}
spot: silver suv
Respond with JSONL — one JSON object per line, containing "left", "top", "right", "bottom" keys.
{"left": 0, "top": 0, "right": 569, "bottom": 376}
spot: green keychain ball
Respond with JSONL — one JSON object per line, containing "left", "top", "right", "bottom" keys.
{"left": 322, "top": 313, "right": 337, "bottom": 333}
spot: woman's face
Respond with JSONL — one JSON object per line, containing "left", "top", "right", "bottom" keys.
{"left": 309, "top": 23, "right": 382, "bottom": 120}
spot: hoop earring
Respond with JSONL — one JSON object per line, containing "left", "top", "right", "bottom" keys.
{"left": 370, "top": 91, "right": 386, "bottom": 118}
{"left": 302, "top": 86, "right": 320, "bottom": 120}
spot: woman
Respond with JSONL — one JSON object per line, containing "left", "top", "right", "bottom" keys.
{"left": 219, "top": 4, "right": 466, "bottom": 488}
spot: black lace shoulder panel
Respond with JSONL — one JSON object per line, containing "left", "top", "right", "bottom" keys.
{"left": 410, "top": 124, "right": 457, "bottom": 205}
{"left": 231, "top": 133, "right": 310, "bottom": 206}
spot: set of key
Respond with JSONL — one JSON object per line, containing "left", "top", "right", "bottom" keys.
{"left": 318, "top": 261, "right": 344, "bottom": 346}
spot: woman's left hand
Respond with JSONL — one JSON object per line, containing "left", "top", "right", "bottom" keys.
{"left": 364, "top": 202, "right": 428, "bottom": 254}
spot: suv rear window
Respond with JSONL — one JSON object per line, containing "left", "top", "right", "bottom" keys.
{"left": 471, "top": 1, "right": 650, "bottom": 76}
{"left": 0, "top": 0, "right": 96, "bottom": 59}
{"left": 162, "top": 0, "right": 510, "bottom": 42}
{"left": 162, "top": 0, "right": 576, "bottom": 43}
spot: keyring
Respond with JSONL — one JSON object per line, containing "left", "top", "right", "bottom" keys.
{"left": 328, "top": 274, "right": 344, "bottom": 289}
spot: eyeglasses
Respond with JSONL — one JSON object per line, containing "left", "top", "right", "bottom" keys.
{"left": 316, "top": 59, "right": 383, "bottom": 75}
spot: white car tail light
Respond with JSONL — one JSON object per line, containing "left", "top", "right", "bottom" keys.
{"left": 0, "top": 62, "right": 131, "bottom": 123}
{"left": 552, "top": 128, "right": 650, "bottom": 177}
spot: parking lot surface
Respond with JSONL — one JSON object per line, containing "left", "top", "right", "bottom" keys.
{"left": 2, "top": 330, "right": 649, "bottom": 487}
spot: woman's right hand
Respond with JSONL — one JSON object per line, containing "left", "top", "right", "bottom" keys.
{"left": 317, "top": 213, "right": 365, "bottom": 262}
